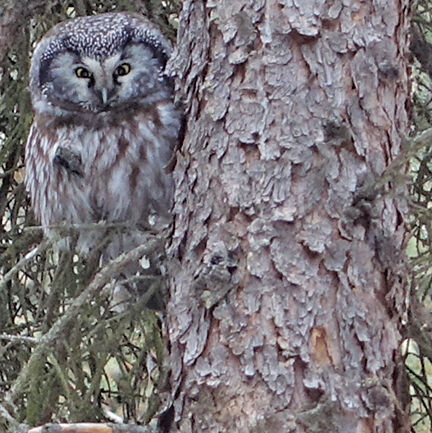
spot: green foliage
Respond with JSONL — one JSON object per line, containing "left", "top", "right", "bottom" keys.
{"left": 0, "top": 0, "right": 180, "bottom": 430}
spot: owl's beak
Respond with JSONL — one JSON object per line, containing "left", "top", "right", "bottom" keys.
{"left": 100, "top": 88, "right": 108, "bottom": 105}
{"left": 96, "top": 85, "right": 114, "bottom": 108}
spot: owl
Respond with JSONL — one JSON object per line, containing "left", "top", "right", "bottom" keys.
{"left": 25, "top": 12, "right": 182, "bottom": 301}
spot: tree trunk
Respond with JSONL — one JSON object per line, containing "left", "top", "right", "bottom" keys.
{"left": 168, "top": 1, "right": 411, "bottom": 432}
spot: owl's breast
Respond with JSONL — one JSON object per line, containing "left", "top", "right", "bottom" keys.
{"left": 77, "top": 113, "right": 173, "bottom": 223}
{"left": 26, "top": 102, "right": 179, "bottom": 229}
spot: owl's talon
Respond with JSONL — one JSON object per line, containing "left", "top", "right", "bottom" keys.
{"left": 54, "top": 147, "right": 84, "bottom": 177}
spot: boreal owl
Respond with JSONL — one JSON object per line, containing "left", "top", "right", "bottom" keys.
{"left": 25, "top": 12, "right": 182, "bottom": 302}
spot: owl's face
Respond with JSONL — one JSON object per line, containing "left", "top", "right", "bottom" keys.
{"left": 30, "top": 13, "right": 172, "bottom": 117}
{"left": 43, "top": 43, "right": 165, "bottom": 113}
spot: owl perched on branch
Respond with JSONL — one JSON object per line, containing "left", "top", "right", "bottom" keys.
{"left": 25, "top": 12, "right": 182, "bottom": 301}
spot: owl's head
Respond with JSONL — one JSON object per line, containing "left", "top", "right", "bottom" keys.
{"left": 30, "top": 12, "right": 173, "bottom": 117}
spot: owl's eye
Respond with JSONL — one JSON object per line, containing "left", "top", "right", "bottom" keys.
{"left": 114, "top": 63, "right": 131, "bottom": 77}
{"left": 75, "top": 67, "right": 92, "bottom": 79}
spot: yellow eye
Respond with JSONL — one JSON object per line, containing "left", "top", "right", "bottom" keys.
{"left": 115, "top": 63, "right": 131, "bottom": 77}
{"left": 75, "top": 67, "right": 91, "bottom": 79}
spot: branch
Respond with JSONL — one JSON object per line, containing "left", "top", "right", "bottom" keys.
{"left": 27, "top": 423, "right": 155, "bottom": 433}
{"left": 352, "top": 127, "right": 432, "bottom": 204}
{"left": 0, "top": 334, "right": 39, "bottom": 344}
{"left": 23, "top": 220, "right": 161, "bottom": 238}
{"left": 4, "top": 237, "right": 160, "bottom": 406}
{"left": 24, "top": 221, "right": 154, "bottom": 233}
{"left": 0, "top": 240, "right": 51, "bottom": 292}
{"left": 410, "top": 25, "right": 432, "bottom": 77}
{"left": 0, "top": 403, "right": 25, "bottom": 432}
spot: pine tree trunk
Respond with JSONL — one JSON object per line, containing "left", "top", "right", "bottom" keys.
{"left": 167, "top": 1, "right": 411, "bottom": 431}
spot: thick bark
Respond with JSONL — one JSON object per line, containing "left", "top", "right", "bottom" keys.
{"left": 168, "top": 1, "right": 411, "bottom": 432}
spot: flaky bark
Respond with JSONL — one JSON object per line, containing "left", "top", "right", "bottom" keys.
{"left": 168, "top": 1, "right": 411, "bottom": 432}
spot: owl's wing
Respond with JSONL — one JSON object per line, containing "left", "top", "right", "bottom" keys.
{"left": 25, "top": 123, "right": 46, "bottom": 224}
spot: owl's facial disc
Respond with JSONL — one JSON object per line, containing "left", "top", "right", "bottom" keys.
{"left": 37, "top": 42, "right": 168, "bottom": 117}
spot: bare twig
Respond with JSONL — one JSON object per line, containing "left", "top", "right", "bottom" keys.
{"left": 0, "top": 334, "right": 39, "bottom": 344}
{"left": 4, "top": 237, "right": 160, "bottom": 405}
{"left": 23, "top": 220, "right": 159, "bottom": 234}
{"left": 0, "top": 402, "right": 20, "bottom": 428}
{"left": 0, "top": 240, "right": 50, "bottom": 292}
{"left": 353, "top": 128, "right": 432, "bottom": 204}
{"left": 28, "top": 423, "right": 155, "bottom": 433}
